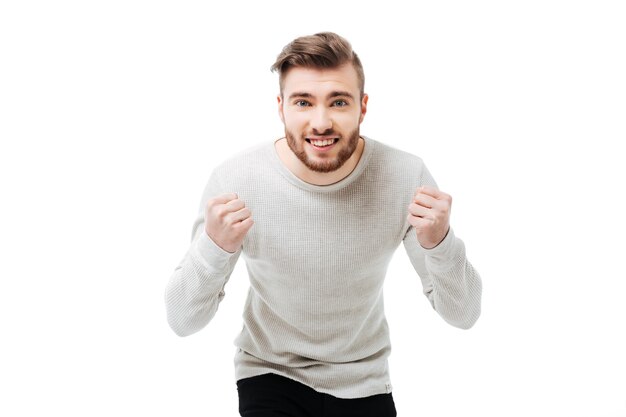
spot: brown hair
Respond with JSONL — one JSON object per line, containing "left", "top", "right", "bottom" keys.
{"left": 270, "top": 32, "right": 365, "bottom": 98}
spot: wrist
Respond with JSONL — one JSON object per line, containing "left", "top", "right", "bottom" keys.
{"left": 418, "top": 226, "right": 450, "bottom": 249}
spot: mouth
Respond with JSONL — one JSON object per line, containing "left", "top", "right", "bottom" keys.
{"left": 305, "top": 137, "right": 339, "bottom": 149}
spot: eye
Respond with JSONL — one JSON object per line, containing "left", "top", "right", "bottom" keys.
{"left": 332, "top": 100, "right": 348, "bottom": 107}
{"left": 295, "top": 100, "right": 311, "bottom": 107}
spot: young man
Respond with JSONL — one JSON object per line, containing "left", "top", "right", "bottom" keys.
{"left": 165, "top": 32, "right": 482, "bottom": 417}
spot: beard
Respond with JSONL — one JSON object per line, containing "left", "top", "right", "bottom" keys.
{"left": 285, "top": 127, "right": 361, "bottom": 173}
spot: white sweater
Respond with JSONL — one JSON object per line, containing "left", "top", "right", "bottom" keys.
{"left": 165, "top": 137, "right": 482, "bottom": 399}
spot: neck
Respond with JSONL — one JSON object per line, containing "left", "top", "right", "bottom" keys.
{"left": 274, "top": 137, "right": 365, "bottom": 186}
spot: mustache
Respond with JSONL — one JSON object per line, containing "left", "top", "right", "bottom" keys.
{"left": 306, "top": 128, "right": 337, "bottom": 137}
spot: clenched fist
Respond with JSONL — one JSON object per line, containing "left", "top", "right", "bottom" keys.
{"left": 407, "top": 186, "right": 452, "bottom": 249}
{"left": 205, "top": 193, "right": 254, "bottom": 253}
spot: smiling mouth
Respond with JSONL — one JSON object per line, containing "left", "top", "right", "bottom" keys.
{"left": 305, "top": 138, "right": 339, "bottom": 148}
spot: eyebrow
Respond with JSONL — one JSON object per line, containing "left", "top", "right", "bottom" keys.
{"left": 287, "top": 91, "right": 355, "bottom": 101}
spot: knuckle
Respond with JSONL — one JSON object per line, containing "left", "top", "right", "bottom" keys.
{"left": 214, "top": 206, "right": 228, "bottom": 219}
{"left": 225, "top": 212, "right": 238, "bottom": 225}
{"left": 231, "top": 199, "right": 245, "bottom": 210}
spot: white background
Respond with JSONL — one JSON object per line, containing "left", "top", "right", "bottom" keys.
{"left": 1, "top": 1, "right": 625, "bottom": 416}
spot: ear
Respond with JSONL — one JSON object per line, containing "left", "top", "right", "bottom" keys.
{"left": 359, "top": 93, "right": 369, "bottom": 124}
{"left": 277, "top": 94, "right": 285, "bottom": 123}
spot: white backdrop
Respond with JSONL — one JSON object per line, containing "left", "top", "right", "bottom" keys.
{"left": 1, "top": 1, "right": 625, "bottom": 416}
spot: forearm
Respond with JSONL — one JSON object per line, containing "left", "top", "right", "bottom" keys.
{"left": 425, "top": 232, "right": 482, "bottom": 329}
{"left": 405, "top": 228, "right": 482, "bottom": 329}
{"left": 165, "top": 231, "right": 240, "bottom": 337}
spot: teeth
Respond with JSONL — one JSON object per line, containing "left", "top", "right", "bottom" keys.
{"left": 310, "top": 139, "right": 335, "bottom": 147}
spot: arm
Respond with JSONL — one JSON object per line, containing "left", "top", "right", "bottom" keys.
{"left": 403, "top": 165, "right": 482, "bottom": 329}
{"left": 165, "top": 172, "right": 252, "bottom": 337}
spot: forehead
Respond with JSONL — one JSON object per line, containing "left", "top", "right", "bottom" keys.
{"left": 282, "top": 64, "right": 360, "bottom": 97}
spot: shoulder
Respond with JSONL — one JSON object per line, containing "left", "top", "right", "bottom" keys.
{"left": 204, "top": 139, "right": 280, "bottom": 197}
{"left": 206, "top": 140, "right": 275, "bottom": 183}
{"left": 365, "top": 137, "right": 427, "bottom": 179}
{"left": 214, "top": 141, "right": 273, "bottom": 172}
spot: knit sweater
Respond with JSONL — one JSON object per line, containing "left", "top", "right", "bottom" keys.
{"left": 165, "top": 137, "right": 482, "bottom": 399}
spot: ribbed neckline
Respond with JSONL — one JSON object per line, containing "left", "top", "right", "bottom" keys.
{"left": 267, "top": 136, "right": 375, "bottom": 193}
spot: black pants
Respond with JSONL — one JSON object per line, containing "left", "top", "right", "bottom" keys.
{"left": 237, "top": 373, "right": 397, "bottom": 417}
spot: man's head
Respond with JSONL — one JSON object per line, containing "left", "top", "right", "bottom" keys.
{"left": 271, "top": 32, "right": 368, "bottom": 174}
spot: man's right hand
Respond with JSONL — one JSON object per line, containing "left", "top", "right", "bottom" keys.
{"left": 204, "top": 193, "right": 254, "bottom": 253}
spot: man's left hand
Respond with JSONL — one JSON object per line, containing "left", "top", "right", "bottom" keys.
{"left": 407, "top": 186, "right": 452, "bottom": 249}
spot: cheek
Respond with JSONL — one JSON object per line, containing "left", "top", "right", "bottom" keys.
{"left": 336, "top": 112, "right": 361, "bottom": 127}
{"left": 283, "top": 112, "right": 308, "bottom": 129}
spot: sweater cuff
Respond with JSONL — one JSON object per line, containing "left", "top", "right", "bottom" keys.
{"left": 194, "top": 231, "right": 237, "bottom": 270}
{"left": 423, "top": 228, "right": 465, "bottom": 272}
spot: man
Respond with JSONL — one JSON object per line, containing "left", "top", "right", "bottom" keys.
{"left": 165, "top": 32, "right": 482, "bottom": 417}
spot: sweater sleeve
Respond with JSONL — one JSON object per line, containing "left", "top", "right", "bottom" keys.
{"left": 401, "top": 163, "right": 482, "bottom": 329}
{"left": 164, "top": 170, "right": 241, "bottom": 337}
{"left": 402, "top": 227, "right": 482, "bottom": 329}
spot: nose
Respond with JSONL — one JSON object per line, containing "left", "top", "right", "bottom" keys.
{"left": 310, "top": 107, "right": 333, "bottom": 134}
